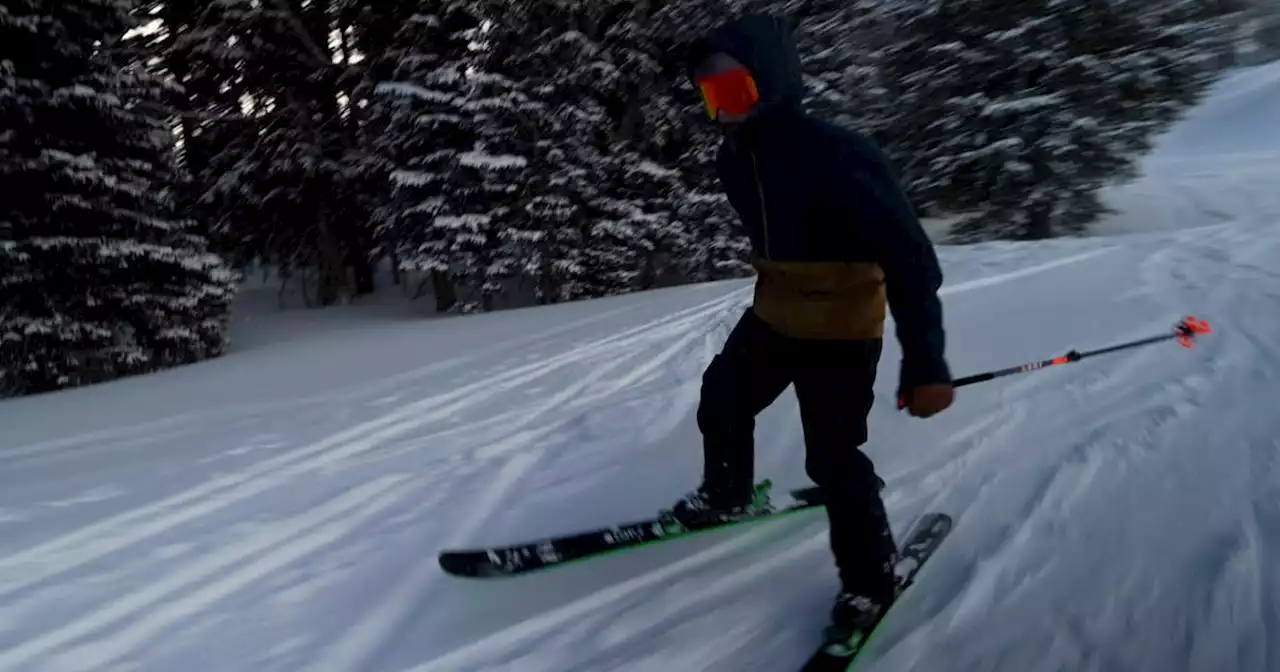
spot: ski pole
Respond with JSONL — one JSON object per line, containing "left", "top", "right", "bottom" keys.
{"left": 898, "top": 315, "right": 1212, "bottom": 410}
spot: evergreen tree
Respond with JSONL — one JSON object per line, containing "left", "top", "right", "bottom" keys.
{"left": 582, "top": 154, "right": 684, "bottom": 293}
{"left": 514, "top": 0, "right": 734, "bottom": 297}
{"left": 878, "top": 0, "right": 1230, "bottom": 241}
{"left": 380, "top": 0, "right": 699, "bottom": 308}
{"left": 517, "top": 0, "right": 665, "bottom": 298}
{"left": 1150, "top": 0, "right": 1248, "bottom": 70}
{"left": 475, "top": 1, "right": 617, "bottom": 302}
{"left": 1, "top": 0, "right": 236, "bottom": 396}
{"left": 650, "top": 0, "right": 752, "bottom": 283}
{"left": 749, "top": 0, "right": 897, "bottom": 133}
{"left": 374, "top": 0, "right": 780, "bottom": 310}
{"left": 153, "top": 0, "right": 376, "bottom": 306}
{"left": 373, "top": 4, "right": 518, "bottom": 312}
{"left": 447, "top": 67, "right": 542, "bottom": 311}
{"left": 137, "top": 0, "right": 242, "bottom": 191}
{"left": 670, "top": 129, "right": 751, "bottom": 282}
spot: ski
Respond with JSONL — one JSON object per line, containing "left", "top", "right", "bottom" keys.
{"left": 800, "top": 512, "right": 953, "bottom": 672}
{"left": 438, "top": 482, "right": 825, "bottom": 578}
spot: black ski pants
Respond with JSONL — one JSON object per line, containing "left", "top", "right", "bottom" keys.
{"left": 697, "top": 308, "right": 896, "bottom": 600}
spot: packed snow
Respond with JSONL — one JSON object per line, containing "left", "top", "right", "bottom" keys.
{"left": 2, "top": 62, "right": 1280, "bottom": 672}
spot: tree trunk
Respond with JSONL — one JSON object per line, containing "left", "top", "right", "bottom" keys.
{"left": 344, "top": 226, "right": 376, "bottom": 295}
{"left": 315, "top": 200, "right": 354, "bottom": 305}
{"left": 352, "top": 253, "right": 375, "bottom": 295}
{"left": 638, "top": 251, "right": 657, "bottom": 290}
{"left": 1024, "top": 205, "right": 1053, "bottom": 240}
{"left": 1026, "top": 145, "right": 1054, "bottom": 240}
{"left": 432, "top": 271, "right": 457, "bottom": 312}
{"left": 390, "top": 251, "right": 402, "bottom": 286}
{"left": 540, "top": 271, "right": 558, "bottom": 305}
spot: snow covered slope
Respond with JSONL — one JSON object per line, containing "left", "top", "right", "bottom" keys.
{"left": 1098, "top": 62, "right": 1280, "bottom": 235}
{"left": 1, "top": 62, "right": 1279, "bottom": 672}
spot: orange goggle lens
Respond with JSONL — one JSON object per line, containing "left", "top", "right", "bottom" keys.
{"left": 696, "top": 67, "right": 759, "bottom": 120}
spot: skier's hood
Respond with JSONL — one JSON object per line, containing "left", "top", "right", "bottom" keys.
{"left": 686, "top": 14, "right": 804, "bottom": 115}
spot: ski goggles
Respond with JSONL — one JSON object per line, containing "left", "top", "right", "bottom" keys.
{"left": 695, "top": 67, "right": 760, "bottom": 120}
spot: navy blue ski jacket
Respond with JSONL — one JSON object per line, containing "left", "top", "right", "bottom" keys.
{"left": 686, "top": 14, "right": 951, "bottom": 388}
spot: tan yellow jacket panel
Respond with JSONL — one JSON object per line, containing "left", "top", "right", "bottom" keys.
{"left": 750, "top": 258, "right": 886, "bottom": 341}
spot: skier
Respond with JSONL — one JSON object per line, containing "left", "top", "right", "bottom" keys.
{"left": 669, "top": 14, "right": 955, "bottom": 632}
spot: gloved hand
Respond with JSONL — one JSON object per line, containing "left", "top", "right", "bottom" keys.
{"left": 900, "top": 383, "right": 954, "bottom": 418}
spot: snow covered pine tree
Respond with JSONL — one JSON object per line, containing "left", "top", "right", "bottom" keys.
{"left": 878, "top": 0, "right": 1228, "bottom": 241}
{"left": 167, "top": 0, "right": 375, "bottom": 306}
{"left": 375, "top": 3, "right": 540, "bottom": 313}
{"left": 485, "top": 0, "right": 698, "bottom": 300}
{"left": 0, "top": 0, "right": 236, "bottom": 396}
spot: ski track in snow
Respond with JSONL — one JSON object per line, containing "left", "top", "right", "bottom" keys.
{"left": 858, "top": 227, "right": 1280, "bottom": 671}
{"left": 0, "top": 476, "right": 414, "bottom": 670}
{"left": 0, "top": 286, "right": 755, "bottom": 671}
{"left": 1, "top": 62, "right": 1279, "bottom": 672}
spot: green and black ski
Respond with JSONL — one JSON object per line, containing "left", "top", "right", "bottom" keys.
{"left": 800, "top": 512, "right": 953, "bottom": 671}
{"left": 438, "top": 481, "right": 824, "bottom": 578}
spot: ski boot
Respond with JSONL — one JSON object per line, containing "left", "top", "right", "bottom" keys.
{"left": 830, "top": 591, "right": 889, "bottom": 633}
{"left": 814, "top": 590, "right": 894, "bottom": 660}
{"left": 828, "top": 555, "right": 898, "bottom": 639}
{"left": 661, "top": 480, "right": 774, "bottom": 531}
